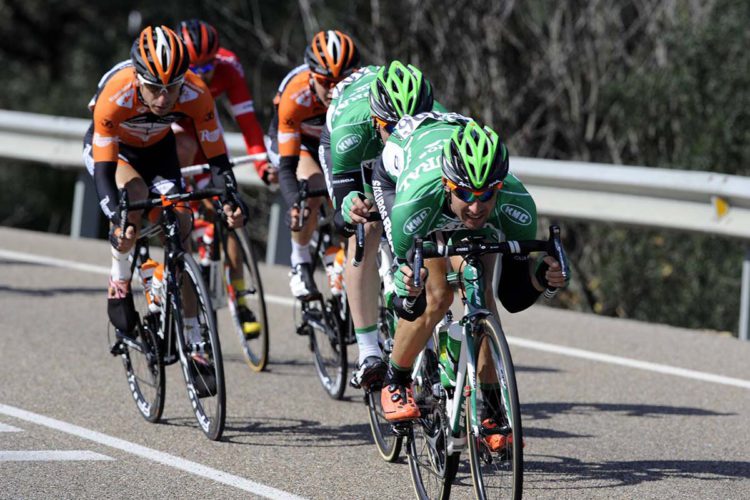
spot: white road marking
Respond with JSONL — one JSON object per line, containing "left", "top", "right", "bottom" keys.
{"left": 3, "top": 248, "right": 748, "bottom": 389}
{"left": 0, "top": 404, "right": 304, "bottom": 500}
{"left": 0, "top": 422, "right": 23, "bottom": 432}
{"left": 0, "top": 249, "right": 296, "bottom": 307}
{"left": 0, "top": 450, "right": 113, "bottom": 462}
{"left": 508, "top": 336, "right": 750, "bottom": 390}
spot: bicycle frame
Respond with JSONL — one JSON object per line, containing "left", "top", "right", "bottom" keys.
{"left": 411, "top": 253, "right": 501, "bottom": 456}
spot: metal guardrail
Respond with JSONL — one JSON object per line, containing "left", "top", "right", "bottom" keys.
{"left": 0, "top": 109, "right": 748, "bottom": 339}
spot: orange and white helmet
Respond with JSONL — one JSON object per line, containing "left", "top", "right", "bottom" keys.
{"left": 130, "top": 26, "right": 190, "bottom": 86}
{"left": 304, "top": 30, "right": 360, "bottom": 80}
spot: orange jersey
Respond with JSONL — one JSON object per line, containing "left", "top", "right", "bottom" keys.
{"left": 274, "top": 66, "right": 327, "bottom": 157}
{"left": 89, "top": 64, "right": 227, "bottom": 164}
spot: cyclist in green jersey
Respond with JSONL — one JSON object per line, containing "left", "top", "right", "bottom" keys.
{"left": 372, "top": 115, "right": 568, "bottom": 436}
{"left": 319, "top": 61, "right": 439, "bottom": 389}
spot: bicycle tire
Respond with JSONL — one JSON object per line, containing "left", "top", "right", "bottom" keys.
{"left": 306, "top": 294, "right": 349, "bottom": 400}
{"left": 407, "top": 349, "right": 460, "bottom": 500}
{"left": 366, "top": 288, "right": 402, "bottom": 462}
{"left": 224, "top": 227, "right": 269, "bottom": 372}
{"left": 117, "top": 299, "right": 165, "bottom": 424}
{"left": 173, "top": 253, "right": 226, "bottom": 441}
{"left": 466, "top": 317, "right": 523, "bottom": 500}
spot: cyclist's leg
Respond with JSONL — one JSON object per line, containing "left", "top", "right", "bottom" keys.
{"left": 382, "top": 257, "right": 453, "bottom": 421}
{"left": 288, "top": 148, "right": 325, "bottom": 298}
{"left": 172, "top": 120, "right": 200, "bottom": 168}
{"left": 328, "top": 165, "right": 385, "bottom": 385}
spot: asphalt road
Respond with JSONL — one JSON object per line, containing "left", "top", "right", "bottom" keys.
{"left": 1, "top": 227, "right": 748, "bottom": 499}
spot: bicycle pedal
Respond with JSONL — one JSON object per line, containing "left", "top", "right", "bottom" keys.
{"left": 296, "top": 324, "right": 311, "bottom": 336}
{"left": 391, "top": 422, "right": 411, "bottom": 437}
{"left": 109, "top": 341, "right": 126, "bottom": 356}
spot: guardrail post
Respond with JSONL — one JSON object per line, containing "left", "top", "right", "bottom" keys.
{"left": 740, "top": 247, "right": 750, "bottom": 341}
{"left": 265, "top": 193, "right": 291, "bottom": 266}
{"left": 70, "top": 172, "right": 101, "bottom": 239}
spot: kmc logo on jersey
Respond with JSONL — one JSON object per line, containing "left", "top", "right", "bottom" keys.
{"left": 403, "top": 207, "right": 431, "bottom": 235}
{"left": 336, "top": 134, "right": 362, "bottom": 154}
{"left": 501, "top": 204, "right": 532, "bottom": 226}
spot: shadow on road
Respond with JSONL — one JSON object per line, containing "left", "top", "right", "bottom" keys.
{"left": 525, "top": 455, "right": 750, "bottom": 488}
{"left": 523, "top": 402, "right": 733, "bottom": 421}
{"left": 0, "top": 285, "right": 103, "bottom": 296}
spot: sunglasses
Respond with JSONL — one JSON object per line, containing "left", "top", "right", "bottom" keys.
{"left": 190, "top": 61, "right": 215, "bottom": 75}
{"left": 443, "top": 178, "right": 502, "bottom": 203}
{"left": 311, "top": 73, "right": 340, "bottom": 90}
{"left": 137, "top": 74, "right": 183, "bottom": 95}
{"left": 373, "top": 116, "right": 396, "bottom": 134}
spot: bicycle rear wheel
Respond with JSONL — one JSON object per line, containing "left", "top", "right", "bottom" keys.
{"left": 224, "top": 227, "right": 269, "bottom": 372}
{"left": 173, "top": 253, "right": 226, "bottom": 441}
{"left": 466, "top": 317, "right": 523, "bottom": 499}
{"left": 116, "top": 290, "right": 165, "bottom": 423}
{"left": 407, "top": 349, "right": 459, "bottom": 500}
{"left": 303, "top": 294, "right": 349, "bottom": 400}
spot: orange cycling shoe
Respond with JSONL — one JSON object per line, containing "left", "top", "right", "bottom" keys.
{"left": 381, "top": 382, "right": 420, "bottom": 422}
{"left": 482, "top": 418, "right": 526, "bottom": 453}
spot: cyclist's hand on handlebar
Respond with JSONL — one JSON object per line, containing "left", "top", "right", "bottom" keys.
{"left": 394, "top": 263, "right": 428, "bottom": 298}
{"left": 535, "top": 255, "right": 568, "bottom": 290}
{"left": 109, "top": 223, "right": 136, "bottom": 251}
{"left": 223, "top": 203, "right": 245, "bottom": 228}
{"left": 288, "top": 204, "right": 310, "bottom": 232}
{"left": 260, "top": 163, "right": 278, "bottom": 185}
{"left": 342, "top": 191, "right": 372, "bottom": 225}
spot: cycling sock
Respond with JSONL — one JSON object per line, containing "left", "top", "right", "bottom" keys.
{"left": 290, "top": 240, "right": 311, "bottom": 267}
{"left": 184, "top": 316, "right": 202, "bottom": 344}
{"left": 355, "top": 324, "right": 382, "bottom": 364}
{"left": 230, "top": 278, "right": 247, "bottom": 307}
{"left": 110, "top": 246, "right": 132, "bottom": 281}
{"left": 385, "top": 359, "right": 412, "bottom": 386}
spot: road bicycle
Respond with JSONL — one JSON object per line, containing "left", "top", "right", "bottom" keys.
{"left": 292, "top": 180, "right": 354, "bottom": 399}
{"left": 109, "top": 183, "right": 237, "bottom": 441}
{"left": 405, "top": 226, "right": 568, "bottom": 499}
{"left": 182, "top": 155, "right": 269, "bottom": 372}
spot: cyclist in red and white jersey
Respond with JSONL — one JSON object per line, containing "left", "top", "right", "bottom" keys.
{"left": 173, "top": 19, "right": 271, "bottom": 337}
{"left": 174, "top": 19, "right": 271, "bottom": 183}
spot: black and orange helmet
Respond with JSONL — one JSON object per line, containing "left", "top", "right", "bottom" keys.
{"left": 177, "top": 19, "right": 220, "bottom": 66}
{"left": 304, "top": 30, "right": 360, "bottom": 80}
{"left": 130, "top": 26, "right": 190, "bottom": 86}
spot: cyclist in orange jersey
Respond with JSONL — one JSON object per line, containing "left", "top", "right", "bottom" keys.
{"left": 82, "top": 26, "right": 245, "bottom": 348}
{"left": 266, "top": 30, "right": 360, "bottom": 299}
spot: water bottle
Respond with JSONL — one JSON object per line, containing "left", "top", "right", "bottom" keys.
{"left": 324, "top": 245, "right": 345, "bottom": 296}
{"left": 439, "top": 322, "right": 463, "bottom": 388}
{"left": 148, "top": 262, "right": 165, "bottom": 313}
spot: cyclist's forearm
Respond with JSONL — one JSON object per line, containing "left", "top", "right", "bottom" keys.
{"left": 277, "top": 155, "right": 300, "bottom": 207}
{"left": 496, "top": 254, "right": 542, "bottom": 313}
{"left": 93, "top": 161, "right": 120, "bottom": 223}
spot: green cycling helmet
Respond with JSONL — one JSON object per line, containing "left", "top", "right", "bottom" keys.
{"left": 369, "top": 60, "right": 434, "bottom": 123}
{"left": 442, "top": 121, "right": 509, "bottom": 190}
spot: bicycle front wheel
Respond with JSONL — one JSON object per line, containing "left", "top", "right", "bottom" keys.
{"left": 116, "top": 297, "right": 165, "bottom": 424}
{"left": 366, "top": 289, "right": 402, "bottom": 462}
{"left": 173, "top": 253, "right": 226, "bottom": 441}
{"left": 466, "top": 317, "right": 523, "bottom": 499}
{"left": 407, "top": 349, "right": 459, "bottom": 500}
{"left": 224, "top": 227, "right": 269, "bottom": 372}
{"left": 304, "top": 294, "right": 349, "bottom": 400}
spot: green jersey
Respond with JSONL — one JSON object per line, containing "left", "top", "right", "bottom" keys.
{"left": 326, "top": 66, "right": 447, "bottom": 176}
{"left": 380, "top": 112, "right": 539, "bottom": 260}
